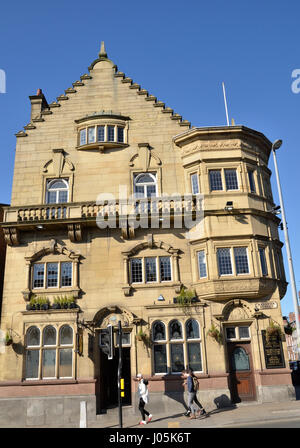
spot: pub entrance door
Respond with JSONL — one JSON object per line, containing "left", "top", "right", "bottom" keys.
{"left": 227, "top": 342, "right": 256, "bottom": 403}
{"left": 99, "top": 347, "right": 132, "bottom": 410}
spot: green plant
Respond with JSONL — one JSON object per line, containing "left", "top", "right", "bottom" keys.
{"left": 5, "top": 330, "right": 13, "bottom": 346}
{"left": 136, "top": 329, "right": 151, "bottom": 347}
{"left": 266, "top": 320, "right": 282, "bottom": 343}
{"left": 284, "top": 324, "right": 295, "bottom": 336}
{"left": 207, "top": 323, "right": 223, "bottom": 344}
{"left": 175, "top": 287, "right": 196, "bottom": 307}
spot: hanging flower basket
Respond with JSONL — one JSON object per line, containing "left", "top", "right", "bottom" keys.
{"left": 266, "top": 320, "right": 282, "bottom": 343}
{"left": 207, "top": 324, "right": 223, "bottom": 344}
{"left": 5, "top": 331, "right": 13, "bottom": 346}
{"left": 136, "top": 330, "right": 151, "bottom": 347}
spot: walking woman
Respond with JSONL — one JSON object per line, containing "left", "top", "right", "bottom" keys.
{"left": 137, "top": 373, "right": 153, "bottom": 425}
{"left": 183, "top": 368, "right": 207, "bottom": 419}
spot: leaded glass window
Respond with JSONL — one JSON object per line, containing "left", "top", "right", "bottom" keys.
{"left": 170, "top": 344, "right": 184, "bottom": 373}
{"left": 97, "top": 125, "right": 105, "bottom": 142}
{"left": 42, "top": 349, "right": 56, "bottom": 378}
{"left": 43, "top": 326, "right": 56, "bottom": 346}
{"left": 61, "top": 262, "right": 72, "bottom": 287}
{"left": 33, "top": 264, "right": 45, "bottom": 288}
{"left": 26, "top": 326, "right": 40, "bottom": 346}
{"left": 225, "top": 169, "right": 238, "bottom": 190}
{"left": 131, "top": 258, "right": 143, "bottom": 283}
{"left": 191, "top": 173, "right": 199, "bottom": 194}
{"left": 80, "top": 128, "right": 86, "bottom": 146}
{"left": 169, "top": 320, "right": 183, "bottom": 340}
{"left": 145, "top": 257, "right": 157, "bottom": 282}
{"left": 47, "top": 263, "right": 58, "bottom": 287}
{"left": 60, "top": 325, "right": 73, "bottom": 345}
{"left": 197, "top": 250, "right": 207, "bottom": 278}
{"left": 259, "top": 247, "right": 268, "bottom": 276}
{"left": 152, "top": 321, "right": 166, "bottom": 341}
{"left": 107, "top": 126, "right": 115, "bottom": 142}
{"left": 26, "top": 350, "right": 40, "bottom": 379}
{"left": 209, "top": 170, "right": 223, "bottom": 191}
{"left": 59, "top": 349, "right": 73, "bottom": 378}
{"left": 187, "top": 343, "right": 202, "bottom": 372}
{"left": 117, "top": 127, "right": 124, "bottom": 143}
{"left": 134, "top": 173, "right": 157, "bottom": 198}
{"left": 153, "top": 345, "right": 167, "bottom": 373}
{"left": 217, "top": 248, "right": 232, "bottom": 275}
{"left": 234, "top": 247, "right": 249, "bottom": 274}
{"left": 159, "top": 257, "right": 171, "bottom": 281}
{"left": 248, "top": 170, "right": 256, "bottom": 193}
{"left": 186, "top": 319, "right": 200, "bottom": 339}
{"left": 88, "top": 126, "right": 96, "bottom": 143}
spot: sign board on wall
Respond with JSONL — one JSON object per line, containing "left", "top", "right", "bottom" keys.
{"left": 262, "top": 330, "right": 285, "bottom": 369}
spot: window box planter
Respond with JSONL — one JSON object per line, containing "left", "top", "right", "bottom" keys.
{"left": 174, "top": 287, "right": 198, "bottom": 308}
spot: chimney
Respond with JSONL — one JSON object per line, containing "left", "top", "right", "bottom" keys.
{"left": 29, "top": 88, "right": 49, "bottom": 121}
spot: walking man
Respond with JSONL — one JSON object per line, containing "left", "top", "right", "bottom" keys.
{"left": 183, "top": 368, "right": 207, "bottom": 419}
{"left": 137, "top": 373, "right": 152, "bottom": 425}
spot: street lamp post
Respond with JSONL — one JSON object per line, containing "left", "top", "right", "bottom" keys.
{"left": 271, "top": 139, "right": 300, "bottom": 359}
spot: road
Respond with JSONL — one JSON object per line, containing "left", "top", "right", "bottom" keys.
{"left": 223, "top": 417, "right": 300, "bottom": 428}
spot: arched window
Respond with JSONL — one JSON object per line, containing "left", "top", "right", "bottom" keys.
{"left": 134, "top": 173, "right": 157, "bottom": 198}
{"left": 186, "top": 319, "right": 200, "bottom": 339}
{"left": 25, "top": 325, "right": 74, "bottom": 380}
{"left": 169, "top": 320, "right": 183, "bottom": 340}
{"left": 46, "top": 179, "right": 69, "bottom": 204}
{"left": 152, "top": 319, "right": 203, "bottom": 375}
{"left": 152, "top": 321, "right": 166, "bottom": 341}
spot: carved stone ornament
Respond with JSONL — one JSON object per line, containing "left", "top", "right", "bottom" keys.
{"left": 129, "top": 143, "right": 162, "bottom": 170}
{"left": 43, "top": 149, "right": 75, "bottom": 175}
{"left": 93, "top": 305, "right": 137, "bottom": 329}
{"left": 68, "top": 224, "right": 82, "bottom": 242}
{"left": 3, "top": 227, "right": 20, "bottom": 246}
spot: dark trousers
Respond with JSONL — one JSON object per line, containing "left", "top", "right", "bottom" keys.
{"left": 139, "top": 398, "right": 150, "bottom": 421}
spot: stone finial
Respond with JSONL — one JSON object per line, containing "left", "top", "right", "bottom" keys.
{"left": 99, "top": 41, "right": 107, "bottom": 58}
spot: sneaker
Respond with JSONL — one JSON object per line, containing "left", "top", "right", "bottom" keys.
{"left": 184, "top": 410, "right": 191, "bottom": 417}
{"left": 200, "top": 409, "right": 207, "bottom": 416}
{"left": 139, "top": 420, "right": 147, "bottom": 425}
{"left": 148, "top": 414, "right": 153, "bottom": 422}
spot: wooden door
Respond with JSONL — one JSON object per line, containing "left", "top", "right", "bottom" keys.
{"left": 227, "top": 342, "right": 256, "bottom": 403}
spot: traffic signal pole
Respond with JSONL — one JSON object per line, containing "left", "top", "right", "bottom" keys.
{"left": 118, "top": 320, "right": 123, "bottom": 428}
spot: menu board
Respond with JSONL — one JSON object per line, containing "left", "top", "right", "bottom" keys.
{"left": 262, "top": 330, "right": 285, "bottom": 369}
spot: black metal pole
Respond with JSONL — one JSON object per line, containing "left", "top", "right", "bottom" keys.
{"left": 118, "top": 320, "right": 123, "bottom": 428}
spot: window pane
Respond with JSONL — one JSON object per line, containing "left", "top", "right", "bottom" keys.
{"left": 259, "top": 247, "right": 268, "bottom": 276}
{"left": 209, "top": 170, "right": 223, "bottom": 191}
{"left": 61, "top": 262, "right": 72, "bottom": 287}
{"left": 26, "top": 326, "right": 40, "bottom": 346}
{"left": 231, "top": 347, "right": 250, "bottom": 371}
{"left": 42, "top": 349, "right": 56, "bottom": 378}
{"left": 152, "top": 321, "right": 166, "bottom": 341}
{"left": 80, "top": 129, "right": 86, "bottom": 145}
{"left": 275, "top": 252, "right": 282, "bottom": 278}
{"left": 170, "top": 344, "right": 184, "bottom": 372}
{"left": 58, "top": 190, "right": 68, "bottom": 203}
{"left": 217, "top": 248, "right": 232, "bottom": 275}
{"left": 145, "top": 257, "right": 157, "bottom": 282}
{"left": 160, "top": 257, "right": 171, "bottom": 281}
{"left": 60, "top": 325, "right": 73, "bottom": 345}
{"left": 153, "top": 345, "right": 167, "bottom": 373}
{"left": 225, "top": 169, "right": 238, "bottom": 190}
{"left": 88, "top": 127, "right": 96, "bottom": 143}
{"left": 134, "top": 185, "right": 144, "bottom": 198}
{"left": 191, "top": 173, "right": 199, "bottom": 194}
{"left": 26, "top": 350, "right": 39, "bottom": 379}
{"left": 170, "top": 320, "right": 182, "bottom": 339}
{"left": 117, "top": 127, "right": 124, "bottom": 142}
{"left": 248, "top": 170, "right": 256, "bottom": 192}
{"left": 234, "top": 247, "right": 249, "bottom": 274}
{"left": 116, "top": 333, "right": 131, "bottom": 346}
{"left": 146, "top": 185, "right": 156, "bottom": 197}
{"left": 108, "top": 126, "right": 115, "bottom": 141}
{"left": 33, "top": 264, "right": 45, "bottom": 288}
{"left": 135, "top": 174, "right": 155, "bottom": 184}
{"left": 48, "top": 180, "right": 67, "bottom": 190}
{"left": 97, "top": 125, "right": 105, "bottom": 142}
{"left": 59, "top": 349, "right": 73, "bottom": 378}
{"left": 239, "top": 327, "right": 250, "bottom": 339}
{"left": 198, "top": 250, "right": 207, "bottom": 278}
{"left": 131, "top": 258, "right": 143, "bottom": 283}
{"left": 47, "top": 263, "right": 58, "bottom": 287}
{"left": 188, "top": 343, "right": 202, "bottom": 371}
{"left": 186, "top": 319, "right": 200, "bottom": 339}
{"left": 43, "top": 326, "right": 56, "bottom": 346}
{"left": 47, "top": 191, "right": 57, "bottom": 204}
{"left": 226, "top": 327, "right": 236, "bottom": 339}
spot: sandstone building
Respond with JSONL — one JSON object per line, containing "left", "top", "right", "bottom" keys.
{"left": 0, "top": 43, "right": 294, "bottom": 425}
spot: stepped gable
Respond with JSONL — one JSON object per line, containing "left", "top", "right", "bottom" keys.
{"left": 16, "top": 41, "right": 191, "bottom": 137}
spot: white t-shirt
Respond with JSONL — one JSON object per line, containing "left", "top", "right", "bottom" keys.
{"left": 138, "top": 379, "right": 149, "bottom": 404}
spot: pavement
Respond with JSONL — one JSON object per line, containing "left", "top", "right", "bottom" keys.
{"left": 88, "top": 399, "right": 300, "bottom": 429}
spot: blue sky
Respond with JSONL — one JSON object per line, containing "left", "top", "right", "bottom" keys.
{"left": 0, "top": 0, "right": 299, "bottom": 317}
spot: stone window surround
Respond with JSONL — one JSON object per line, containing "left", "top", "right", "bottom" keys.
{"left": 41, "top": 173, "right": 74, "bottom": 205}
{"left": 212, "top": 239, "right": 254, "bottom": 280}
{"left": 121, "top": 236, "right": 181, "bottom": 296}
{"left": 129, "top": 167, "right": 162, "bottom": 198}
{"left": 129, "top": 255, "right": 173, "bottom": 284}
{"left": 23, "top": 323, "right": 75, "bottom": 381}
{"left": 32, "top": 261, "right": 73, "bottom": 290}
{"left": 150, "top": 318, "right": 203, "bottom": 375}
{"left": 22, "top": 240, "right": 81, "bottom": 301}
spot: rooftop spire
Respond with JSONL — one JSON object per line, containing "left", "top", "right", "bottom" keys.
{"left": 99, "top": 41, "right": 107, "bottom": 59}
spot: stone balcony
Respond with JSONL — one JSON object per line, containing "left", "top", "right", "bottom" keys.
{"left": 1, "top": 195, "right": 203, "bottom": 245}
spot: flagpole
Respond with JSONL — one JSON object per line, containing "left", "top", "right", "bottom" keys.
{"left": 222, "top": 82, "right": 230, "bottom": 126}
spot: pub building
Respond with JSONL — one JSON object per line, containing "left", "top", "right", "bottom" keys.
{"left": 0, "top": 43, "right": 294, "bottom": 425}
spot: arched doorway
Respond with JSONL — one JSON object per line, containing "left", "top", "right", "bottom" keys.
{"left": 92, "top": 306, "right": 137, "bottom": 413}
